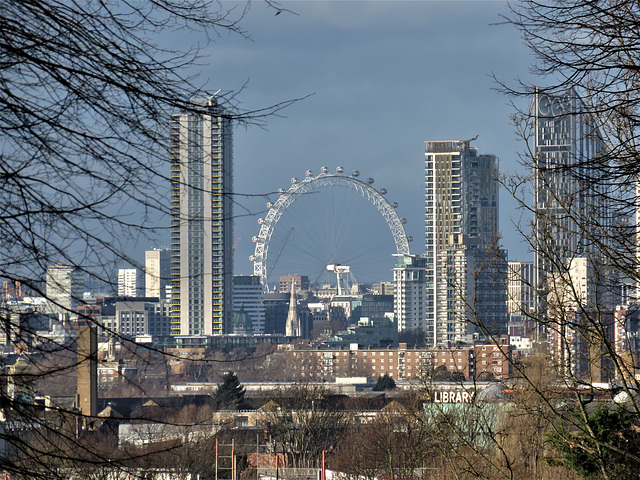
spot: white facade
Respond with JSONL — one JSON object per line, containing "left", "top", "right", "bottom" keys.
{"left": 507, "top": 261, "right": 535, "bottom": 318}
{"left": 118, "top": 268, "right": 145, "bottom": 297}
{"left": 548, "top": 257, "right": 593, "bottom": 311}
{"left": 393, "top": 254, "right": 428, "bottom": 333}
{"left": 145, "top": 248, "right": 170, "bottom": 299}
{"left": 170, "top": 98, "right": 233, "bottom": 336}
{"left": 547, "top": 257, "right": 614, "bottom": 378}
{"left": 509, "top": 335, "right": 533, "bottom": 352}
{"left": 45, "top": 264, "right": 84, "bottom": 316}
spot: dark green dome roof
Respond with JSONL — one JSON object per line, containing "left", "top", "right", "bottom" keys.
{"left": 233, "top": 303, "right": 253, "bottom": 334}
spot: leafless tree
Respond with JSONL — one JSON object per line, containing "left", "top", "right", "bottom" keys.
{"left": 477, "top": 1, "right": 640, "bottom": 477}
{"left": 329, "top": 397, "right": 439, "bottom": 480}
{"left": 262, "top": 384, "right": 352, "bottom": 469}
{"left": 0, "top": 1, "right": 301, "bottom": 478}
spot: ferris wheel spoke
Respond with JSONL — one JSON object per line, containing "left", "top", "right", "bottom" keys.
{"left": 252, "top": 167, "right": 412, "bottom": 289}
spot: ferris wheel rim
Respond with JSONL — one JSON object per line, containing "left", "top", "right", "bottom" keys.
{"left": 251, "top": 167, "right": 412, "bottom": 285}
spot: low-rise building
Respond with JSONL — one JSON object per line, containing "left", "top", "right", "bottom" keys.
{"left": 275, "top": 342, "right": 512, "bottom": 382}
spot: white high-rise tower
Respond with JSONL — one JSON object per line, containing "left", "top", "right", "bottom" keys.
{"left": 424, "top": 139, "right": 506, "bottom": 346}
{"left": 118, "top": 268, "right": 144, "bottom": 297}
{"left": 170, "top": 97, "right": 233, "bottom": 336}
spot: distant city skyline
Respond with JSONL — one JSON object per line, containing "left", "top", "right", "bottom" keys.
{"left": 114, "top": 1, "right": 535, "bottom": 285}
{"left": 214, "top": 1, "right": 535, "bottom": 276}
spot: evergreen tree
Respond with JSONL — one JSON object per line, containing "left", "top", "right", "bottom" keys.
{"left": 545, "top": 403, "right": 640, "bottom": 480}
{"left": 215, "top": 371, "right": 246, "bottom": 409}
{"left": 373, "top": 373, "right": 396, "bottom": 391}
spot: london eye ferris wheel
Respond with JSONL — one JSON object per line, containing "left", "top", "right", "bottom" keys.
{"left": 250, "top": 166, "right": 412, "bottom": 290}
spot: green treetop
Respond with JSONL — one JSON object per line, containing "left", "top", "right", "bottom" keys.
{"left": 215, "top": 371, "right": 246, "bottom": 410}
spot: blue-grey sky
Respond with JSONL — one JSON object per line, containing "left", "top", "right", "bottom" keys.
{"left": 193, "top": 1, "right": 535, "bottom": 282}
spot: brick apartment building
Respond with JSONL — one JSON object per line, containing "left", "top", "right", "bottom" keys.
{"left": 280, "top": 342, "right": 512, "bottom": 381}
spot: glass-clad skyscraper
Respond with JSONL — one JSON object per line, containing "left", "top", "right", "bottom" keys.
{"left": 533, "top": 89, "right": 613, "bottom": 376}
{"left": 170, "top": 97, "right": 233, "bottom": 336}
{"left": 533, "top": 89, "right": 607, "bottom": 290}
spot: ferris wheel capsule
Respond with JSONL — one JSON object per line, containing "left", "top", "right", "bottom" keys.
{"left": 391, "top": 202, "right": 398, "bottom": 208}
{"left": 305, "top": 170, "right": 314, "bottom": 177}
{"left": 379, "top": 188, "right": 387, "bottom": 195}
{"left": 252, "top": 236, "right": 259, "bottom": 242}
{"left": 366, "top": 177, "right": 374, "bottom": 185}
{"left": 291, "top": 177, "right": 299, "bottom": 184}
{"left": 401, "top": 218, "right": 407, "bottom": 224}
{"left": 249, "top": 255, "right": 256, "bottom": 262}
{"left": 278, "top": 188, "right": 286, "bottom": 195}
{"left": 336, "top": 166, "right": 344, "bottom": 173}
{"left": 321, "top": 166, "right": 329, "bottom": 173}
{"left": 266, "top": 202, "right": 274, "bottom": 209}
{"left": 407, "top": 236, "right": 413, "bottom": 242}
{"left": 258, "top": 218, "right": 265, "bottom": 224}
{"left": 352, "top": 170, "right": 360, "bottom": 177}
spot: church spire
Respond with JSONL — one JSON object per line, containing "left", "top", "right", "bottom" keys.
{"left": 285, "top": 285, "right": 300, "bottom": 337}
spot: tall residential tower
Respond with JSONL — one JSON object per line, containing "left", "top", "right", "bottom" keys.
{"left": 170, "top": 97, "right": 233, "bottom": 336}
{"left": 534, "top": 90, "right": 613, "bottom": 377}
{"left": 424, "top": 140, "right": 507, "bottom": 346}
{"left": 533, "top": 89, "right": 607, "bottom": 290}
